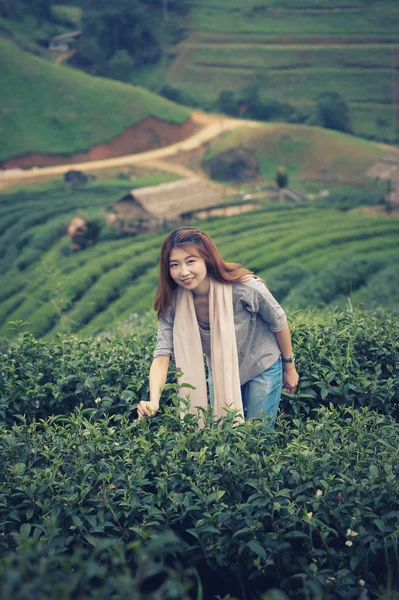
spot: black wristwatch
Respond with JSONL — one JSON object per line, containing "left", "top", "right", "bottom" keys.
{"left": 282, "top": 354, "right": 295, "bottom": 364}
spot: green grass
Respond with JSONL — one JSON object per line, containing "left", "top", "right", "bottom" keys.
{"left": 0, "top": 37, "right": 190, "bottom": 162}
{"left": 203, "top": 123, "right": 389, "bottom": 183}
{"left": 187, "top": 0, "right": 399, "bottom": 36}
{"left": 179, "top": 43, "right": 395, "bottom": 70}
{"left": 0, "top": 174, "right": 398, "bottom": 339}
{"left": 175, "top": 65, "right": 392, "bottom": 107}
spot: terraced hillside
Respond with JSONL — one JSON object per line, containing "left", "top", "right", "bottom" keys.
{"left": 0, "top": 37, "right": 191, "bottom": 164}
{"left": 0, "top": 176, "right": 398, "bottom": 341}
{"left": 135, "top": 0, "right": 399, "bottom": 142}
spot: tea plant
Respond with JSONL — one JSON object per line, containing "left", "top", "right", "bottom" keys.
{"left": 286, "top": 309, "right": 399, "bottom": 421}
{"left": 0, "top": 404, "right": 398, "bottom": 599}
{"left": 0, "top": 309, "right": 397, "bottom": 427}
{"left": 0, "top": 532, "right": 206, "bottom": 600}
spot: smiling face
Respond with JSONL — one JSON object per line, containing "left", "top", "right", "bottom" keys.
{"left": 169, "top": 246, "right": 210, "bottom": 296}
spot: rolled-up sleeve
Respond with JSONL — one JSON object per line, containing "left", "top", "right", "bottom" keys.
{"left": 253, "top": 280, "right": 287, "bottom": 332}
{"left": 153, "top": 305, "right": 174, "bottom": 358}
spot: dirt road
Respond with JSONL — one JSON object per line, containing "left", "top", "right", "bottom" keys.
{"left": 0, "top": 111, "right": 261, "bottom": 183}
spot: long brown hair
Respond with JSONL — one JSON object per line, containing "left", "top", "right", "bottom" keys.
{"left": 154, "top": 226, "right": 254, "bottom": 317}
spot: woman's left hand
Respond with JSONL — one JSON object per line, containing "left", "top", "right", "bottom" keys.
{"left": 283, "top": 365, "right": 299, "bottom": 393}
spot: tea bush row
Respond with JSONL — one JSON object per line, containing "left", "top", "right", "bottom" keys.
{"left": 1, "top": 195, "right": 399, "bottom": 336}
{"left": 61, "top": 234, "right": 160, "bottom": 275}
{"left": 0, "top": 206, "right": 76, "bottom": 273}
{"left": 0, "top": 331, "right": 157, "bottom": 424}
{"left": 284, "top": 255, "right": 386, "bottom": 308}
{"left": 267, "top": 252, "right": 397, "bottom": 308}
{"left": 0, "top": 294, "right": 25, "bottom": 331}
{"left": 237, "top": 222, "right": 395, "bottom": 275}
{"left": 315, "top": 187, "right": 386, "bottom": 211}
{"left": 0, "top": 185, "right": 159, "bottom": 277}
{"left": 349, "top": 264, "right": 399, "bottom": 317}
{"left": 56, "top": 256, "right": 159, "bottom": 335}
{"left": 287, "top": 310, "right": 399, "bottom": 421}
{"left": 0, "top": 532, "right": 207, "bottom": 600}
{"left": 76, "top": 270, "right": 159, "bottom": 338}
{"left": 300, "top": 241, "right": 398, "bottom": 272}
{"left": 0, "top": 310, "right": 398, "bottom": 427}
{"left": 0, "top": 247, "right": 159, "bottom": 335}
{"left": 213, "top": 210, "right": 344, "bottom": 260}
{"left": 0, "top": 405, "right": 398, "bottom": 599}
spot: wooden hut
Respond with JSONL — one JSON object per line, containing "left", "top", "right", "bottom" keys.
{"left": 49, "top": 31, "right": 81, "bottom": 52}
{"left": 108, "top": 178, "right": 221, "bottom": 233}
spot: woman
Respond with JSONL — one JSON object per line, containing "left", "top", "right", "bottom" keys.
{"left": 137, "top": 227, "right": 299, "bottom": 425}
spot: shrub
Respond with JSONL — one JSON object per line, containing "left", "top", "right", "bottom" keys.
{"left": 105, "top": 50, "right": 135, "bottom": 82}
{"left": 0, "top": 533, "right": 203, "bottom": 600}
{"left": 352, "top": 264, "right": 399, "bottom": 317}
{"left": 0, "top": 331, "right": 166, "bottom": 425}
{"left": 286, "top": 309, "right": 399, "bottom": 421}
{"left": 217, "top": 90, "right": 239, "bottom": 117}
{"left": 267, "top": 262, "right": 310, "bottom": 303}
{"left": 1, "top": 309, "right": 398, "bottom": 426}
{"left": 315, "top": 92, "right": 352, "bottom": 134}
{"left": 217, "top": 85, "right": 297, "bottom": 123}
{"left": 284, "top": 255, "right": 386, "bottom": 309}
{"left": 315, "top": 186, "right": 386, "bottom": 211}
{"left": 159, "top": 84, "right": 197, "bottom": 107}
{"left": 0, "top": 405, "right": 398, "bottom": 599}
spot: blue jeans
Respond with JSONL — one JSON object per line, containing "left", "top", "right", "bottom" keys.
{"left": 208, "top": 357, "right": 283, "bottom": 425}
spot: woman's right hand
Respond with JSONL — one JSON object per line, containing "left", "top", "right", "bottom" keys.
{"left": 137, "top": 400, "right": 160, "bottom": 421}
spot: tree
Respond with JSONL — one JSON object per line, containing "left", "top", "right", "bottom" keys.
{"left": 1, "top": 0, "right": 52, "bottom": 20}
{"left": 275, "top": 166, "right": 288, "bottom": 203}
{"left": 316, "top": 92, "right": 352, "bottom": 133}
{"left": 77, "top": 0, "right": 189, "bottom": 75}
{"left": 81, "top": 0, "right": 159, "bottom": 61}
{"left": 217, "top": 90, "right": 239, "bottom": 117}
{"left": 105, "top": 49, "right": 135, "bottom": 81}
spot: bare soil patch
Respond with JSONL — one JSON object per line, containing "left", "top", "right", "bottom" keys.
{"left": 1, "top": 116, "right": 197, "bottom": 170}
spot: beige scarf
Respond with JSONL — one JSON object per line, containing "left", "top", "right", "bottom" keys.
{"left": 173, "top": 278, "right": 244, "bottom": 427}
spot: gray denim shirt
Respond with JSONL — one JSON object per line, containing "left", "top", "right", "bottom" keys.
{"left": 153, "top": 277, "right": 286, "bottom": 385}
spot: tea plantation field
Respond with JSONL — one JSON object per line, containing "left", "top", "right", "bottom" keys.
{"left": 134, "top": 0, "right": 399, "bottom": 142}
{"left": 0, "top": 175, "right": 398, "bottom": 341}
{"left": 0, "top": 308, "right": 398, "bottom": 599}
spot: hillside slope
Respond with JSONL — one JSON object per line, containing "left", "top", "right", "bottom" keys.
{"left": 202, "top": 123, "right": 389, "bottom": 183}
{"left": 133, "top": 0, "right": 399, "bottom": 143}
{"left": 0, "top": 37, "right": 191, "bottom": 164}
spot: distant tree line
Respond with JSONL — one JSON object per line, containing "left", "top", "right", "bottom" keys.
{"left": 1, "top": 0, "right": 189, "bottom": 80}
{"left": 217, "top": 84, "right": 352, "bottom": 134}
{"left": 159, "top": 78, "right": 352, "bottom": 135}
{"left": 71, "top": 0, "right": 189, "bottom": 78}
{"left": 0, "top": 0, "right": 52, "bottom": 19}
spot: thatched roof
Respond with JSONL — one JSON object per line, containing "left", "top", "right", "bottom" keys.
{"left": 113, "top": 195, "right": 153, "bottom": 220}
{"left": 127, "top": 177, "right": 221, "bottom": 221}
{"left": 51, "top": 31, "right": 81, "bottom": 41}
